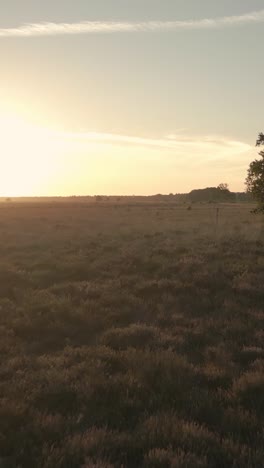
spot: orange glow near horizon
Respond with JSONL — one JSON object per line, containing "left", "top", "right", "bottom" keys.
{"left": 0, "top": 110, "right": 253, "bottom": 197}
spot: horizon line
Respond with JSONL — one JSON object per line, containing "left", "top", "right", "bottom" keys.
{"left": 0, "top": 190, "right": 249, "bottom": 199}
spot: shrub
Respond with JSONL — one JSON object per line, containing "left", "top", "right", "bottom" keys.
{"left": 100, "top": 324, "right": 159, "bottom": 350}
{"left": 144, "top": 448, "right": 208, "bottom": 467}
{"left": 232, "top": 371, "right": 264, "bottom": 412}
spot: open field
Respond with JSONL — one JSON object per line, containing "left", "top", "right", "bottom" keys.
{"left": 0, "top": 201, "right": 264, "bottom": 467}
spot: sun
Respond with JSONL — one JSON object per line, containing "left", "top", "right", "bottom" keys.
{"left": 0, "top": 113, "right": 61, "bottom": 196}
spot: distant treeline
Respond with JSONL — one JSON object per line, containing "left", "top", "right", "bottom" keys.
{"left": 187, "top": 187, "right": 251, "bottom": 203}
{"left": 94, "top": 186, "right": 252, "bottom": 204}
{"left": 0, "top": 187, "right": 252, "bottom": 204}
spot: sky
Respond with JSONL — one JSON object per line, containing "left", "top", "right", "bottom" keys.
{"left": 0, "top": 0, "right": 263, "bottom": 196}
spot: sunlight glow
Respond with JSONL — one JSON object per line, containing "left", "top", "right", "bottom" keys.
{"left": 0, "top": 112, "right": 253, "bottom": 197}
{"left": 0, "top": 113, "right": 63, "bottom": 196}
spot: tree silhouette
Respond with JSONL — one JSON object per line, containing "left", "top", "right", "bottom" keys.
{"left": 246, "top": 133, "right": 264, "bottom": 212}
{"left": 218, "top": 183, "right": 229, "bottom": 192}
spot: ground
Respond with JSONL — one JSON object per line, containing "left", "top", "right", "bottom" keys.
{"left": 0, "top": 201, "right": 264, "bottom": 467}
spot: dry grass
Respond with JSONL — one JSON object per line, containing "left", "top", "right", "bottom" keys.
{"left": 0, "top": 201, "right": 263, "bottom": 467}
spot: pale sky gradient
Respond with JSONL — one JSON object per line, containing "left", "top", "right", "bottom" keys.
{"left": 0, "top": 0, "right": 263, "bottom": 196}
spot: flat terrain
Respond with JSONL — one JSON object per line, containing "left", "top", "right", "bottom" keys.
{"left": 0, "top": 202, "right": 264, "bottom": 467}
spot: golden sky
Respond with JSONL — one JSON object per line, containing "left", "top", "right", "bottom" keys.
{"left": 0, "top": 1, "right": 262, "bottom": 195}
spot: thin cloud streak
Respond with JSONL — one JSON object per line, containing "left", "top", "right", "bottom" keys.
{"left": 1, "top": 122, "right": 250, "bottom": 158}
{"left": 69, "top": 130, "right": 250, "bottom": 147}
{"left": 60, "top": 130, "right": 252, "bottom": 160}
{"left": 0, "top": 10, "right": 264, "bottom": 37}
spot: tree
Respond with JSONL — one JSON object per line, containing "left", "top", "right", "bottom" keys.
{"left": 189, "top": 187, "right": 235, "bottom": 203}
{"left": 246, "top": 133, "right": 264, "bottom": 212}
{"left": 218, "top": 183, "right": 229, "bottom": 192}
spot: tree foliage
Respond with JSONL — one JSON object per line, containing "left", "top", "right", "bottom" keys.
{"left": 189, "top": 186, "right": 235, "bottom": 203}
{"left": 246, "top": 133, "right": 264, "bottom": 212}
{"left": 218, "top": 183, "right": 229, "bottom": 192}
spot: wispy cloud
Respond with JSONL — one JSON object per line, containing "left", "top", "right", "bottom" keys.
{"left": 0, "top": 10, "right": 264, "bottom": 38}
{"left": 60, "top": 130, "right": 252, "bottom": 163}
{"left": 68, "top": 130, "right": 249, "bottom": 149}
{"left": 0, "top": 115, "right": 252, "bottom": 168}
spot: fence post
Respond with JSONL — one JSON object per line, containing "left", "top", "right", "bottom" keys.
{"left": 215, "top": 206, "right": 220, "bottom": 240}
